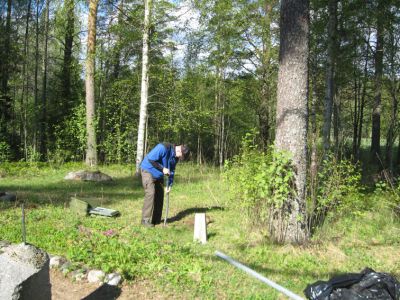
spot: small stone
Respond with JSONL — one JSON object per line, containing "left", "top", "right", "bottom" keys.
{"left": 88, "top": 270, "right": 105, "bottom": 283}
{"left": 49, "top": 256, "right": 65, "bottom": 269}
{"left": 71, "top": 269, "right": 87, "bottom": 282}
{"left": 60, "top": 261, "right": 72, "bottom": 275}
{"left": 0, "top": 241, "right": 10, "bottom": 250}
{"left": 105, "top": 273, "right": 122, "bottom": 286}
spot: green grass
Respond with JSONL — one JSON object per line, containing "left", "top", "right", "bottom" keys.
{"left": 1, "top": 162, "right": 400, "bottom": 299}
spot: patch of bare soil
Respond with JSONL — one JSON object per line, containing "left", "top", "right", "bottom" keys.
{"left": 50, "top": 269, "right": 168, "bottom": 300}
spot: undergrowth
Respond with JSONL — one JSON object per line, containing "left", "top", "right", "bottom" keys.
{"left": 1, "top": 162, "right": 400, "bottom": 298}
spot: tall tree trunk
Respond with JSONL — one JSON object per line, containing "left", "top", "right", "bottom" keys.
{"left": 85, "top": 0, "right": 99, "bottom": 167}
{"left": 213, "top": 68, "right": 222, "bottom": 165}
{"left": 322, "top": 0, "right": 337, "bottom": 154}
{"left": 385, "top": 27, "right": 399, "bottom": 173}
{"left": 33, "top": 0, "right": 40, "bottom": 153}
{"left": 371, "top": 2, "right": 384, "bottom": 164}
{"left": 273, "top": 0, "right": 309, "bottom": 244}
{"left": 386, "top": 90, "right": 398, "bottom": 173}
{"left": 136, "top": 0, "right": 152, "bottom": 173}
{"left": 353, "top": 42, "right": 369, "bottom": 161}
{"left": 309, "top": 58, "right": 318, "bottom": 223}
{"left": 258, "top": 0, "right": 274, "bottom": 150}
{"left": 21, "top": 0, "right": 32, "bottom": 160}
{"left": 0, "top": 0, "right": 12, "bottom": 142}
{"left": 39, "top": 0, "right": 50, "bottom": 159}
{"left": 62, "top": 0, "right": 75, "bottom": 114}
{"left": 333, "top": 92, "right": 340, "bottom": 152}
{"left": 352, "top": 69, "right": 359, "bottom": 159}
{"left": 219, "top": 91, "right": 225, "bottom": 168}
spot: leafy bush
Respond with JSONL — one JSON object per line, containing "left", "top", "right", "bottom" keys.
{"left": 224, "top": 131, "right": 295, "bottom": 226}
{"left": 308, "top": 154, "right": 363, "bottom": 230}
{"left": 0, "top": 141, "right": 12, "bottom": 163}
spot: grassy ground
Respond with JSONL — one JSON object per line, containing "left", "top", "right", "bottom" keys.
{"left": 0, "top": 162, "right": 399, "bottom": 299}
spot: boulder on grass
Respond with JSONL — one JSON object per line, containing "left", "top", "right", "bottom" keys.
{"left": 0, "top": 243, "right": 51, "bottom": 300}
{"left": 64, "top": 170, "right": 112, "bottom": 182}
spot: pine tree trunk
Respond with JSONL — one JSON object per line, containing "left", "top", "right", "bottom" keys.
{"left": 85, "top": 0, "right": 99, "bottom": 167}
{"left": 258, "top": 0, "right": 274, "bottom": 150}
{"left": 333, "top": 93, "right": 340, "bottom": 152}
{"left": 39, "top": 0, "right": 50, "bottom": 159}
{"left": 353, "top": 43, "right": 369, "bottom": 161}
{"left": 136, "top": 0, "right": 152, "bottom": 173}
{"left": 352, "top": 73, "right": 359, "bottom": 159}
{"left": 371, "top": 3, "right": 384, "bottom": 164}
{"left": 322, "top": 0, "right": 337, "bottom": 154}
{"left": 62, "top": 0, "right": 74, "bottom": 114}
{"left": 309, "top": 59, "right": 318, "bottom": 220}
{"left": 33, "top": 0, "right": 40, "bottom": 153}
{"left": 21, "top": 0, "right": 32, "bottom": 160}
{"left": 0, "top": 0, "right": 12, "bottom": 142}
{"left": 213, "top": 69, "right": 221, "bottom": 165}
{"left": 273, "top": 0, "right": 309, "bottom": 244}
{"left": 386, "top": 85, "right": 398, "bottom": 173}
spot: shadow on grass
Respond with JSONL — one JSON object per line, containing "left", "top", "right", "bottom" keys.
{"left": 81, "top": 283, "right": 121, "bottom": 300}
{"left": 166, "top": 206, "right": 224, "bottom": 224}
{"left": 0, "top": 176, "right": 144, "bottom": 207}
{"left": 210, "top": 252, "right": 326, "bottom": 284}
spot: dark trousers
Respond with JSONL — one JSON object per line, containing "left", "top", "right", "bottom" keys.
{"left": 141, "top": 169, "right": 164, "bottom": 224}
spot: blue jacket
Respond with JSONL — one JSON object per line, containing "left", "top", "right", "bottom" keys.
{"left": 140, "top": 143, "right": 177, "bottom": 186}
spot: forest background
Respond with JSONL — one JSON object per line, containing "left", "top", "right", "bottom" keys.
{"left": 1, "top": 0, "right": 399, "bottom": 171}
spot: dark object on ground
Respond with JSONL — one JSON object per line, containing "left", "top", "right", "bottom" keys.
{"left": 69, "top": 197, "right": 120, "bottom": 217}
{"left": 0, "top": 192, "right": 16, "bottom": 202}
{"left": 304, "top": 268, "right": 400, "bottom": 300}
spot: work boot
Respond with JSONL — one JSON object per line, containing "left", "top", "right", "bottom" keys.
{"left": 141, "top": 219, "right": 154, "bottom": 228}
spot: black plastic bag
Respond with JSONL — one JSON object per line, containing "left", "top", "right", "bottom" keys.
{"left": 304, "top": 268, "right": 400, "bottom": 300}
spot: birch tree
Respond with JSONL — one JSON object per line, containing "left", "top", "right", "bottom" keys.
{"left": 136, "top": 0, "right": 152, "bottom": 173}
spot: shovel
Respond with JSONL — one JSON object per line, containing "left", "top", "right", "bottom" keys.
{"left": 164, "top": 180, "right": 170, "bottom": 227}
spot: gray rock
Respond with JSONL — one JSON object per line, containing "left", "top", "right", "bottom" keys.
{"left": 71, "top": 269, "right": 87, "bottom": 282}
{"left": 60, "top": 261, "right": 72, "bottom": 275}
{"left": 0, "top": 240, "right": 11, "bottom": 250}
{"left": 87, "top": 269, "right": 105, "bottom": 283}
{"left": 0, "top": 243, "right": 51, "bottom": 300}
{"left": 64, "top": 170, "right": 112, "bottom": 182}
{"left": 49, "top": 256, "right": 65, "bottom": 269}
{"left": 105, "top": 273, "right": 122, "bottom": 286}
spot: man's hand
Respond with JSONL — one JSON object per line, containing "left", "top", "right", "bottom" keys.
{"left": 165, "top": 186, "right": 171, "bottom": 194}
{"left": 163, "top": 168, "right": 170, "bottom": 176}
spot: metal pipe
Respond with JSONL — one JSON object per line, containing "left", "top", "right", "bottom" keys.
{"left": 215, "top": 251, "right": 304, "bottom": 300}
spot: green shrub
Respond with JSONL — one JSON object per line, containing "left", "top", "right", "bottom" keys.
{"left": 308, "top": 154, "right": 363, "bottom": 230}
{"left": 224, "top": 131, "right": 295, "bottom": 226}
{"left": 0, "top": 141, "right": 12, "bottom": 163}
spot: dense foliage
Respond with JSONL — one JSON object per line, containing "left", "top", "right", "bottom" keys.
{"left": 0, "top": 0, "right": 398, "bottom": 171}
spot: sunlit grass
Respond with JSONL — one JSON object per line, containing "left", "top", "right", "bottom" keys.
{"left": 1, "top": 162, "right": 399, "bottom": 299}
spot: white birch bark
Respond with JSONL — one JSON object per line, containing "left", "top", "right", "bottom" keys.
{"left": 136, "top": 0, "right": 152, "bottom": 173}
